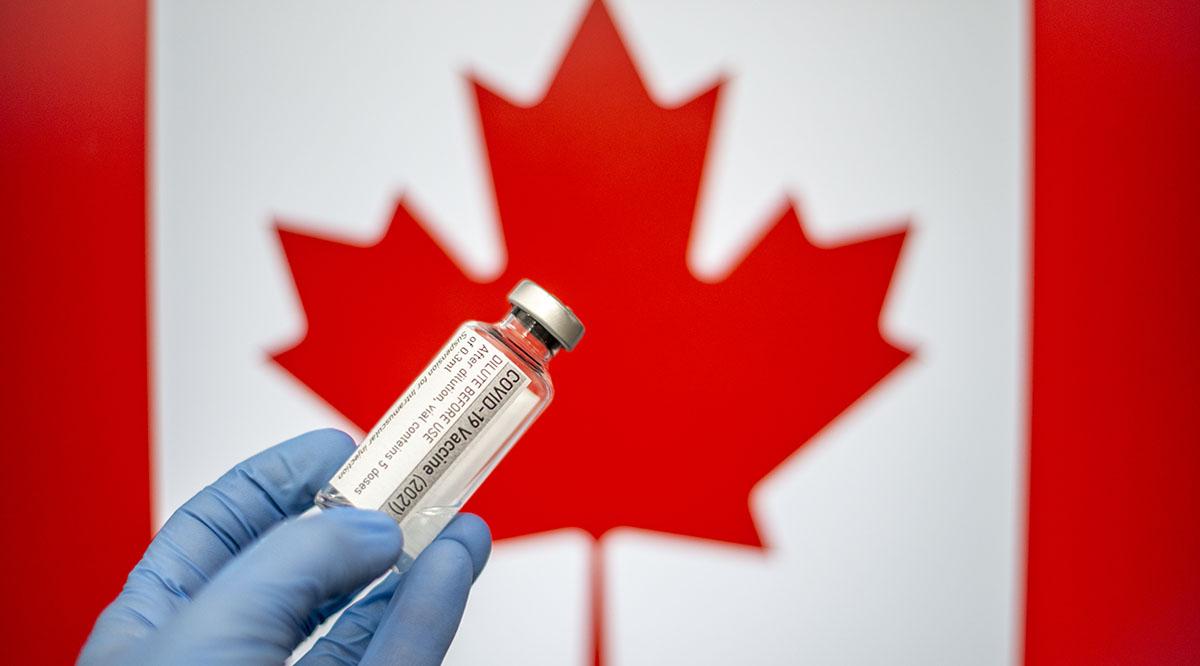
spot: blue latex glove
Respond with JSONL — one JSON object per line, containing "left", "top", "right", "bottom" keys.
{"left": 79, "top": 429, "right": 492, "bottom": 665}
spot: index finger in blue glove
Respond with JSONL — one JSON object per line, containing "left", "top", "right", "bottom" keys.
{"left": 84, "top": 429, "right": 355, "bottom": 655}
{"left": 356, "top": 539, "right": 473, "bottom": 666}
{"left": 296, "top": 513, "right": 492, "bottom": 666}
{"left": 354, "top": 514, "right": 493, "bottom": 666}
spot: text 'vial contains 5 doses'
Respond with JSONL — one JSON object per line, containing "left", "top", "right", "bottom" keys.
{"left": 315, "top": 279, "right": 584, "bottom": 571}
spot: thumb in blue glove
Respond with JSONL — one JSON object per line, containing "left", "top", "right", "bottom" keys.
{"left": 79, "top": 429, "right": 491, "bottom": 665}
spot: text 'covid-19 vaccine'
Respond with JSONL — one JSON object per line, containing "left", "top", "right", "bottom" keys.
{"left": 315, "top": 279, "right": 584, "bottom": 571}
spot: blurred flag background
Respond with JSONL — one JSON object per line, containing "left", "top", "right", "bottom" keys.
{"left": 2, "top": 1, "right": 1197, "bottom": 664}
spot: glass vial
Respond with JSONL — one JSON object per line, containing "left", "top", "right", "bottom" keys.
{"left": 315, "top": 279, "right": 584, "bottom": 572}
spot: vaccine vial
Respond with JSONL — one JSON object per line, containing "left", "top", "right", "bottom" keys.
{"left": 315, "top": 279, "right": 584, "bottom": 572}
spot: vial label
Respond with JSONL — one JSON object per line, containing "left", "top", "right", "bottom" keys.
{"left": 329, "top": 325, "right": 531, "bottom": 512}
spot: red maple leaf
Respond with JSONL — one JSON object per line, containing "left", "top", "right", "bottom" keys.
{"left": 272, "top": 1, "right": 910, "bottom": 660}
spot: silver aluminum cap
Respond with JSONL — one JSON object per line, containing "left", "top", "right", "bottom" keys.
{"left": 507, "top": 279, "right": 585, "bottom": 351}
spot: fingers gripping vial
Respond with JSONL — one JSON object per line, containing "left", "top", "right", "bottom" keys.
{"left": 315, "top": 279, "right": 584, "bottom": 571}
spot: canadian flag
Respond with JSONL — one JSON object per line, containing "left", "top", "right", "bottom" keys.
{"left": 3, "top": 1, "right": 1197, "bottom": 664}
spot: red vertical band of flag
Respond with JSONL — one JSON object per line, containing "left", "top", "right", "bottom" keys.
{"left": 1026, "top": 0, "right": 1200, "bottom": 663}
{"left": 1, "top": 1, "right": 1198, "bottom": 664}
{"left": 0, "top": 2, "right": 150, "bottom": 663}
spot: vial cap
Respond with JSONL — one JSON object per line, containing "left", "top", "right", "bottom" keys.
{"left": 507, "top": 279, "right": 585, "bottom": 351}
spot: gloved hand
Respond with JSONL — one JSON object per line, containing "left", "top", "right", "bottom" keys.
{"left": 79, "top": 428, "right": 491, "bottom": 665}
